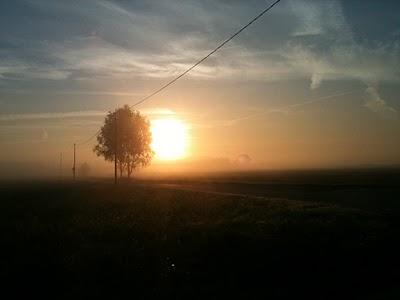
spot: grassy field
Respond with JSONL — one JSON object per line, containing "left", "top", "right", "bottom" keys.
{"left": 1, "top": 175, "right": 400, "bottom": 299}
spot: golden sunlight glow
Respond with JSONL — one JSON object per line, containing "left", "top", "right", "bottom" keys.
{"left": 151, "top": 119, "right": 189, "bottom": 160}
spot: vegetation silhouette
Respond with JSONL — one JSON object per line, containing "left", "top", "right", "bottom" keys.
{"left": 2, "top": 170, "right": 400, "bottom": 299}
{"left": 94, "top": 105, "right": 153, "bottom": 178}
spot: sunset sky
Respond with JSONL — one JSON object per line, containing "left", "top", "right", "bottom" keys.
{"left": 1, "top": 0, "right": 399, "bottom": 177}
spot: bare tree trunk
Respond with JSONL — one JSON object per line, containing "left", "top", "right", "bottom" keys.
{"left": 127, "top": 162, "right": 132, "bottom": 179}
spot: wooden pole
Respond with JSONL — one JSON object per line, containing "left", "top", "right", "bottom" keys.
{"left": 114, "top": 111, "right": 117, "bottom": 185}
{"left": 73, "top": 143, "right": 76, "bottom": 180}
{"left": 59, "top": 152, "right": 63, "bottom": 179}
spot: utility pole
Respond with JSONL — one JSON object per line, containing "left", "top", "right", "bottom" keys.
{"left": 72, "top": 143, "right": 76, "bottom": 180}
{"left": 59, "top": 152, "right": 63, "bottom": 179}
{"left": 114, "top": 111, "right": 118, "bottom": 185}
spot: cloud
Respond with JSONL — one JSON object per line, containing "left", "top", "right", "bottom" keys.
{"left": 0, "top": 108, "right": 176, "bottom": 122}
{"left": 310, "top": 73, "right": 323, "bottom": 89}
{"left": 0, "top": 110, "right": 106, "bottom": 122}
{"left": 0, "top": 61, "right": 71, "bottom": 81}
{"left": 288, "top": 0, "right": 353, "bottom": 39}
{"left": 195, "top": 90, "right": 360, "bottom": 129}
{"left": 364, "top": 86, "right": 398, "bottom": 120}
{"left": 144, "top": 108, "right": 176, "bottom": 117}
{"left": 283, "top": 41, "right": 400, "bottom": 90}
{"left": 0, "top": 0, "right": 399, "bottom": 99}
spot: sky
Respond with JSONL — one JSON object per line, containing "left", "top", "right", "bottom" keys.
{"left": 1, "top": 0, "right": 400, "bottom": 177}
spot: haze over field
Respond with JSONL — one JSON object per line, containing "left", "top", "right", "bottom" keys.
{"left": 2, "top": 2, "right": 400, "bottom": 299}
{"left": 1, "top": 0, "right": 400, "bottom": 178}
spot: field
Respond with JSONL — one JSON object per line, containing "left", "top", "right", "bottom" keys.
{"left": 1, "top": 169, "right": 400, "bottom": 299}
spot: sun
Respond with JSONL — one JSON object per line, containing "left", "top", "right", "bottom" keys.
{"left": 151, "top": 119, "right": 189, "bottom": 160}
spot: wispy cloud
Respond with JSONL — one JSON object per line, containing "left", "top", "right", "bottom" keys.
{"left": 0, "top": 108, "right": 176, "bottom": 122}
{"left": 194, "top": 90, "right": 360, "bottom": 129}
{"left": 0, "top": 0, "right": 399, "bottom": 121}
{"left": 1, "top": 88, "right": 144, "bottom": 97}
{"left": 1, "top": 0, "right": 398, "bottom": 87}
{"left": 364, "top": 85, "right": 398, "bottom": 120}
{"left": 288, "top": 0, "right": 353, "bottom": 39}
{"left": 0, "top": 111, "right": 106, "bottom": 122}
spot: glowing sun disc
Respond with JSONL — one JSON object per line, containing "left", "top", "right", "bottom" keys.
{"left": 151, "top": 119, "right": 188, "bottom": 160}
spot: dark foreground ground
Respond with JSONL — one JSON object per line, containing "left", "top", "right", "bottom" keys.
{"left": 1, "top": 169, "right": 400, "bottom": 299}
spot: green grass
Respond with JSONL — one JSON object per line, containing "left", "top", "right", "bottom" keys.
{"left": 1, "top": 181, "right": 399, "bottom": 299}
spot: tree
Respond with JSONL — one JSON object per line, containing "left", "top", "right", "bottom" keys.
{"left": 94, "top": 105, "right": 153, "bottom": 178}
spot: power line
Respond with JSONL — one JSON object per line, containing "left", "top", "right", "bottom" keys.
{"left": 128, "top": 0, "right": 282, "bottom": 109}
{"left": 76, "top": 128, "right": 101, "bottom": 146}
{"left": 75, "top": 0, "right": 282, "bottom": 146}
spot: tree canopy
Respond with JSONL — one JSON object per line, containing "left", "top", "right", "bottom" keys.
{"left": 94, "top": 105, "right": 153, "bottom": 178}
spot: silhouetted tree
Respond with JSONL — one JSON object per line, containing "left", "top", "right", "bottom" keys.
{"left": 94, "top": 105, "right": 153, "bottom": 178}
